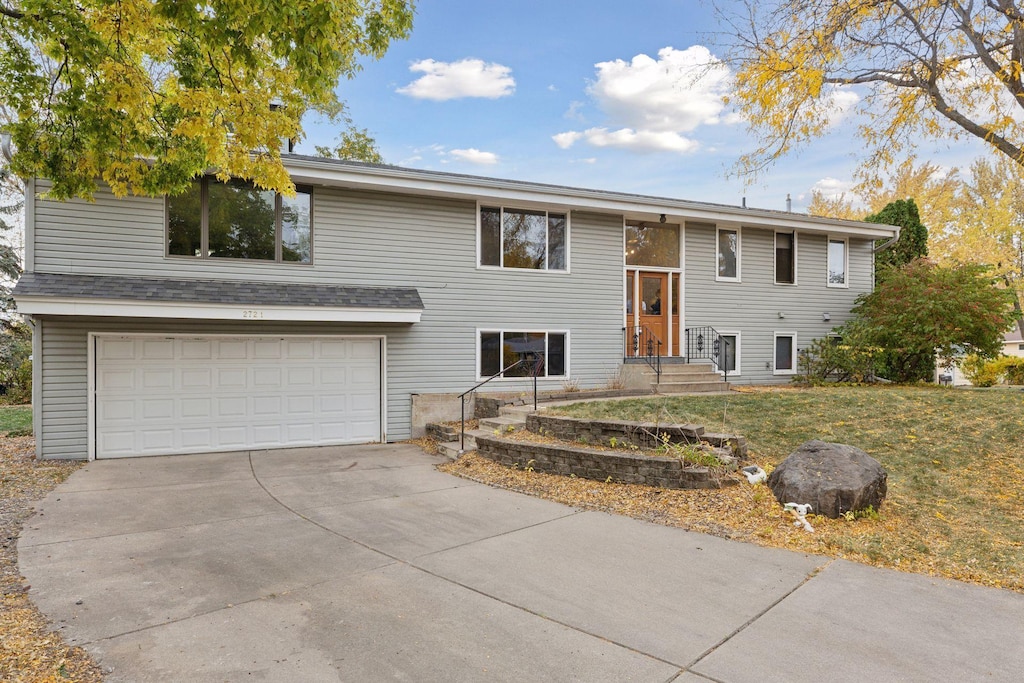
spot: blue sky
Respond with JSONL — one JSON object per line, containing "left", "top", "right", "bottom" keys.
{"left": 297, "top": 0, "right": 991, "bottom": 213}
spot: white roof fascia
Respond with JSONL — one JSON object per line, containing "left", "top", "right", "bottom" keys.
{"left": 283, "top": 157, "right": 898, "bottom": 241}
{"left": 15, "top": 297, "right": 422, "bottom": 323}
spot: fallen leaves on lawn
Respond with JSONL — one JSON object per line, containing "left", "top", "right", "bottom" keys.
{"left": 438, "top": 451, "right": 1023, "bottom": 593}
{"left": 1, "top": 437, "right": 104, "bottom": 683}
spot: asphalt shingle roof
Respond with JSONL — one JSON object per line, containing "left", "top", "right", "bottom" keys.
{"left": 13, "top": 273, "right": 424, "bottom": 310}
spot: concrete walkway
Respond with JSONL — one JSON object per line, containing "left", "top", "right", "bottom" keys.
{"left": 19, "top": 444, "right": 1023, "bottom": 682}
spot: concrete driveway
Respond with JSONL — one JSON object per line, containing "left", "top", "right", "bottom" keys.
{"left": 19, "top": 444, "right": 1024, "bottom": 682}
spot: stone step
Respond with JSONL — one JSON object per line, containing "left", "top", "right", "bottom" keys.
{"left": 436, "top": 428, "right": 489, "bottom": 460}
{"left": 656, "top": 381, "right": 733, "bottom": 394}
{"left": 480, "top": 415, "right": 527, "bottom": 433}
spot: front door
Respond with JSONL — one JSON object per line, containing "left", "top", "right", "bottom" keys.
{"left": 639, "top": 273, "right": 668, "bottom": 348}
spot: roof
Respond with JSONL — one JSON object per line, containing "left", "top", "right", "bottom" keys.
{"left": 13, "top": 273, "right": 424, "bottom": 324}
{"left": 281, "top": 154, "right": 900, "bottom": 240}
{"left": 1006, "top": 327, "right": 1024, "bottom": 344}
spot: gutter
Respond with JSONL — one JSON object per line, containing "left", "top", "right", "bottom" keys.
{"left": 872, "top": 226, "right": 902, "bottom": 253}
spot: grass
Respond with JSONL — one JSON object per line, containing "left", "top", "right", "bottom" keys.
{"left": 539, "top": 385, "right": 1024, "bottom": 592}
{"left": 0, "top": 406, "right": 31, "bottom": 435}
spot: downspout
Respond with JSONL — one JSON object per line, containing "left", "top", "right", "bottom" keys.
{"left": 872, "top": 226, "right": 901, "bottom": 254}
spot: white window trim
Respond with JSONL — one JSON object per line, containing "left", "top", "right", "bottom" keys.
{"left": 476, "top": 202, "right": 571, "bottom": 273}
{"left": 827, "top": 236, "right": 849, "bottom": 288}
{"left": 717, "top": 330, "right": 741, "bottom": 376}
{"left": 774, "top": 230, "right": 798, "bottom": 286}
{"left": 475, "top": 328, "right": 570, "bottom": 381}
{"left": 773, "top": 331, "right": 798, "bottom": 375}
{"left": 716, "top": 225, "right": 741, "bottom": 282}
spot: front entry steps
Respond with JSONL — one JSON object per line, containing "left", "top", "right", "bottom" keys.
{"left": 623, "top": 360, "right": 732, "bottom": 394}
{"left": 436, "top": 408, "right": 530, "bottom": 459}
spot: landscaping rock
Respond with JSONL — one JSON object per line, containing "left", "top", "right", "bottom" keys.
{"left": 767, "top": 440, "right": 887, "bottom": 519}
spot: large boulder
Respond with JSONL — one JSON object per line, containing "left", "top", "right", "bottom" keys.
{"left": 767, "top": 440, "right": 887, "bottom": 519}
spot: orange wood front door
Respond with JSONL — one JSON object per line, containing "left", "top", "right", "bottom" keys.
{"left": 638, "top": 272, "right": 668, "bottom": 353}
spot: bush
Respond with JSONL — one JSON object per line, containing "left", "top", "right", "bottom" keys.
{"left": 960, "top": 354, "right": 1000, "bottom": 386}
{"left": 7, "top": 359, "right": 31, "bottom": 404}
{"left": 997, "top": 356, "right": 1024, "bottom": 385}
{"left": 796, "top": 336, "right": 877, "bottom": 384}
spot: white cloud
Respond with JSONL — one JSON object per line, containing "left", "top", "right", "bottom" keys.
{"left": 556, "top": 127, "right": 699, "bottom": 154}
{"left": 564, "top": 100, "right": 586, "bottom": 121}
{"left": 808, "top": 177, "right": 856, "bottom": 200}
{"left": 448, "top": 148, "right": 499, "bottom": 165}
{"left": 397, "top": 59, "right": 515, "bottom": 101}
{"left": 556, "top": 45, "right": 738, "bottom": 154}
{"left": 552, "top": 131, "right": 584, "bottom": 149}
{"left": 822, "top": 86, "right": 860, "bottom": 126}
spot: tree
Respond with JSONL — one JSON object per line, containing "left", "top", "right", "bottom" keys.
{"left": 0, "top": 1, "right": 414, "bottom": 200}
{"left": 315, "top": 124, "right": 385, "bottom": 164}
{"left": 725, "top": 1, "right": 1024, "bottom": 178}
{"left": 930, "top": 157, "right": 1024, "bottom": 336}
{"left": 844, "top": 258, "right": 1017, "bottom": 382}
{"left": 865, "top": 198, "right": 929, "bottom": 278}
{"left": 0, "top": 163, "right": 22, "bottom": 316}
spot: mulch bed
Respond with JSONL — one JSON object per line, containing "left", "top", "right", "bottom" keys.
{"left": 1, "top": 436, "right": 104, "bottom": 682}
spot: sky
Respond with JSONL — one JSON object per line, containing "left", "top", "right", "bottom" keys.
{"left": 297, "top": 0, "right": 994, "bottom": 214}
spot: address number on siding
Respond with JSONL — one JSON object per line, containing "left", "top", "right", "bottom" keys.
{"left": 242, "top": 310, "right": 265, "bottom": 319}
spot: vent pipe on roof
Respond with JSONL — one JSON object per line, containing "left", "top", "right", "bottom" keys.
{"left": 786, "top": 193, "right": 792, "bottom": 212}
{"left": 741, "top": 196, "right": 747, "bottom": 209}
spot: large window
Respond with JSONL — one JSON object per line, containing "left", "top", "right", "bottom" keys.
{"left": 774, "top": 332, "right": 796, "bottom": 374}
{"left": 479, "top": 331, "right": 567, "bottom": 378}
{"left": 775, "top": 231, "right": 796, "bottom": 284}
{"left": 625, "top": 221, "right": 680, "bottom": 267}
{"left": 168, "top": 177, "right": 312, "bottom": 263}
{"left": 828, "top": 237, "right": 847, "bottom": 287}
{"left": 717, "top": 227, "right": 740, "bottom": 281}
{"left": 480, "top": 207, "right": 567, "bottom": 271}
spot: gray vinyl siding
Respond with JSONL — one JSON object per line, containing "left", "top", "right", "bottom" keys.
{"left": 684, "top": 223, "right": 872, "bottom": 384}
{"left": 31, "top": 185, "right": 624, "bottom": 458}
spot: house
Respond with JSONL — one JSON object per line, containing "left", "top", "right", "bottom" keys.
{"left": 13, "top": 157, "right": 897, "bottom": 460}
{"left": 1002, "top": 327, "right": 1024, "bottom": 358}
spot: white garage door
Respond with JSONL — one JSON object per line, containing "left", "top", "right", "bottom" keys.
{"left": 94, "top": 335, "right": 382, "bottom": 458}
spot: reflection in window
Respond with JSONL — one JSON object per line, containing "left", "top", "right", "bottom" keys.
{"left": 625, "top": 222, "right": 679, "bottom": 267}
{"left": 720, "top": 334, "right": 737, "bottom": 373}
{"left": 167, "top": 177, "right": 312, "bottom": 263}
{"left": 479, "top": 207, "right": 567, "bottom": 270}
{"left": 718, "top": 228, "right": 739, "bottom": 279}
{"left": 479, "top": 331, "right": 567, "bottom": 378}
{"left": 828, "top": 238, "right": 847, "bottom": 286}
{"left": 208, "top": 179, "right": 276, "bottom": 260}
{"left": 776, "top": 232, "right": 795, "bottom": 284}
{"left": 775, "top": 334, "right": 795, "bottom": 373}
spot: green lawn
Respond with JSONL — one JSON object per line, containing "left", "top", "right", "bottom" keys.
{"left": 0, "top": 406, "right": 32, "bottom": 435}
{"left": 550, "top": 385, "right": 1024, "bottom": 591}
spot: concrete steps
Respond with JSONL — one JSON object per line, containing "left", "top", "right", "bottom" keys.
{"left": 632, "top": 362, "right": 731, "bottom": 394}
{"left": 438, "top": 409, "right": 529, "bottom": 459}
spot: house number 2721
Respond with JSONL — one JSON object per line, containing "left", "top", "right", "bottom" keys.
{"left": 242, "top": 310, "right": 264, "bottom": 319}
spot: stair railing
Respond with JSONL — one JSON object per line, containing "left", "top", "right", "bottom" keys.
{"left": 458, "top": 354, "right": 544, "bottom": 453}
{"left": 623, "top": 325, "right": 662, "bottom": 382}
{"left": 684, "top": 326, "right": 731, "bottom": 383}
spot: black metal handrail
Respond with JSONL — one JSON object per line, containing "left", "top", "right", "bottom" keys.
{"left": 458, "top": 355, "right": 544, "bottom": 452}
{"left": 684, "top": 326, "right": 731, "bottom": 383}
{"left": 623, "top": 325, "right": 662, "bottom": 382}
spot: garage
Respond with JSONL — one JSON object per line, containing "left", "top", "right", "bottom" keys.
{"left": 92, "top": 335, "right": 384, "bottom": 458}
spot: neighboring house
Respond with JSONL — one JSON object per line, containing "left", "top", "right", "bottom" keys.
{"left": 13, "top": 157, "right": 896, "bottom": 460}
{"left": 1002, "top": 327, "right": 1024, "bottom": 358}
